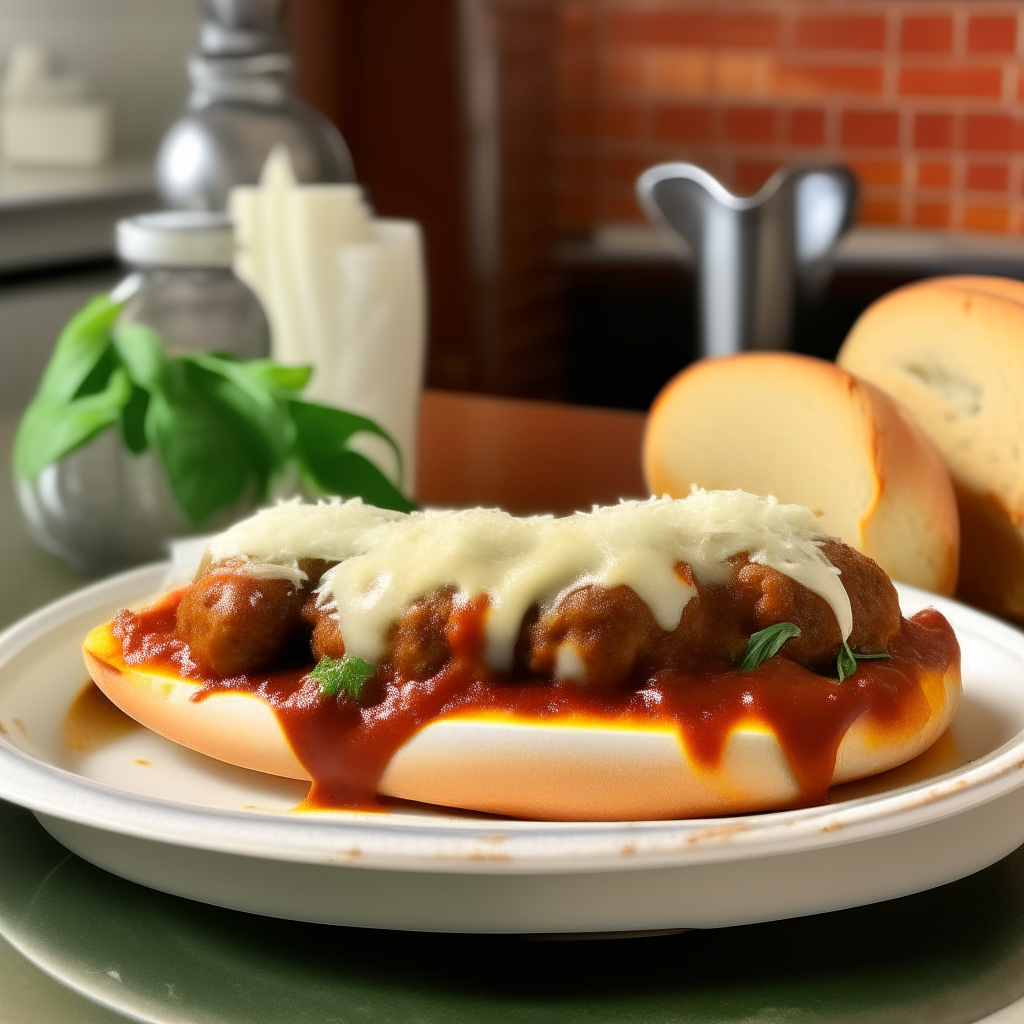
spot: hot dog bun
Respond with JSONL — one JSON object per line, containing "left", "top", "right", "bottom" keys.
{"left": 643, "top": 353, "right": 960, "bottom": 595}
{"left": 83, "top": 617, "right": 961, "bottom": 821}
{"left": 837, "top": 276, "right": 1024, "bottom": 624}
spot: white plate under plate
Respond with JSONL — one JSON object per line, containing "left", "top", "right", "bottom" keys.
{"left": 1, "top": 565, "right": 1023, "bottom": 934}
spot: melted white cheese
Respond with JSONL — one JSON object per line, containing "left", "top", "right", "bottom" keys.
{"left": 198, "top": 498, "right": 404, "bottom": 576}
{"left": 198, "top": 491, "right": 853, "bottom": 668}
{"left": 319, "top": 491, "right": 851, "bottom": 666}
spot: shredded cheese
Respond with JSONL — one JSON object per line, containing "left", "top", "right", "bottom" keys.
{"left": 199, "top": 490, "right": 852, "bottom": 668}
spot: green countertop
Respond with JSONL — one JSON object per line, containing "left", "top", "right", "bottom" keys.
{"left": 2, "top": 417, "right": 1024, "bottom": 1024}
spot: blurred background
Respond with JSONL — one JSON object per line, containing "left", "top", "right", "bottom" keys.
{"left": 3, "top": 0, "right": 1024, "bottom": 420}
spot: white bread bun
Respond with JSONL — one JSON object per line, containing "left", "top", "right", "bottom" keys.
{"left": 837, "top": 276, "right": 1024, "bottom": 623}
{"left": 643, "top": 353, "right": 960, "bottom": 595}
{"left": 83, "top": 619, "right": 961, "bottom": 821}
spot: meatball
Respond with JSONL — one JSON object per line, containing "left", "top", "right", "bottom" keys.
{"left": 526, "top": 584, "right": 661, "bottom": 687}
{"left": 729, "top": 540, "right": 902, "bottom": 672}
{"left": 176, "top": 557, "right": 334, "bottom": 676}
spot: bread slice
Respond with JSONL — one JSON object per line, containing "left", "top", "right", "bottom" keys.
{"left": 643, "top": 353, "right": 959, "bottom": 594}
{"left": 837, "top": 277, "right": 1024, "bottom": 622}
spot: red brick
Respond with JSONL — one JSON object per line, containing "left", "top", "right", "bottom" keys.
{"left": 915, "top": 113, "right": 955, "bottom": 149}
{"left": 607, "top": 155, "right": 651, "bottom": 185}
{"left": 557, "top": 192, "right": 597, "bottom": 232}
{"left": 599, "top": 191, "right": 645, "bottom": 222}
{"left": 796, "top": 16, "right": 885, "bottom": 51}
{"left": 597, "top": 105, "right": 643, "bottom": 139}
{"left": 724, "top": 106, "right": 776, "bottom": 143}
{"left": 968, "top": 16, "right": 1017, "bottom": 54}
{"left": 556, "top": 105, "right": 593, "bottom": 138}
{"left": 901, "top": 16, "right": 953, "bottom": 53}
{"left": 967, "top": 163, "right": 1009, "bottom": 190}
{"left": 609, "top": 12, "right": 781, "bottom": 49}
{"left": 850, "top": 160, "right": 902, "bottom": 185}
{"left": 899, "top": 66, "right": 1003, "bottom": 99}
{"left": 771, "top": 63, "right": 883, "bottom": 95}
{"left": 859, "top": 200, "right": 901, "bottom": 225}
{"left": 841, "top": 109, "right": 899, "bottom": 147}
{"left": 914, "top": 203, "right": 950, "bottom": 227}
{"left": 918, "top": 162, "right": 951, "bottom": 187}
{"left": 963, "top": 206, "right": 1010, "bottom": 232}
{"left": 558, "top": 1, "right": 592, "bottom": 45}
{"left": 735, "top": 160, "right": 780, "bottom": 193}
{"left": 653, "top": 105, "right": 714, "bottom": 142}
{"left": 790, "top": 108, "right": 825, "bottom": 145}
{"left": 965, "top": 114, "right": 1022, "bottom": 151}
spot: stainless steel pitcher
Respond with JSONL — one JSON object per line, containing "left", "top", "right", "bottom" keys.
{"left": 636, "top": 163, "right": 857, "bottom": 358}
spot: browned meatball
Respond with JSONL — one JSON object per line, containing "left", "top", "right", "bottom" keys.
{"left": 728, "top": 540, "right": 902, "bottom": 672}
{"left": 384, "top": 586, "right": 458, "bottom": 680}
{"left": 175, "top": 559, "right": 308, "bottom": 676}
{"left": 821, "top": 539, "right": 901, "bottom": 654}
{"left": 303, "top": 598, "right": 347, "bottom": 661}
{"left": 527, "top": 584, "right": 661, "bottom": 687}
{"left": 731, "top": 562, "right": 843, "bottom": 672}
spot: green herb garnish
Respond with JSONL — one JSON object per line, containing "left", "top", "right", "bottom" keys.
{"left": 310, "top": 655, "right": 376, "bottom": 703}
{"left": 739, "top": 622, "right": 801, "bottom": 672}
{"left": 836, "top": 642, "right": 890, "bottom": 682}
{"left": 14, "top": 295, "right": 417, "bottom": 525}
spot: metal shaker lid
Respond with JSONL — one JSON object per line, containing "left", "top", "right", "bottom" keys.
{"left": 116, "top": 211, "right": 235, "bottom": 268}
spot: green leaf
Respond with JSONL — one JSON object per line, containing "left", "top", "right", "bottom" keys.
{"left": 836, "top": 642, "right": 858, "bottom": 683}
{"left": 120, "top": 386, "right": 150, "bottom": 454}
{"left": 185, "top": 354, "right": 292, "bottom": 484}
{"left": 145, "top": 369, "right": 255, "bottom": 527}
{"left": 740, "top": 622, "right": 802, "bottom": 673}
{"left": 238, "top": 360, "right": 313, "bottom": 396}
{"left": 288, "top": 399, "right": 414, "bottom": 510}
{"left": 112, "top": 322, "right": 169, "bottom": 391}
{"left": 35, "top": 295, "right": 122, "bottom": 403}
{"left": 836, "top": 642, "right": 890, "bottom": 682}
{"left": 297, "top": 448, "right": 417, "bottom": 513}
{"left": 310, "top": 655, "right": 376, "bottom": 703}
{"left": 13, "top": 366, "right": 133, "bottom": 480}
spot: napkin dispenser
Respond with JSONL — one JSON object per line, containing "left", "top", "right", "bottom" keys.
{"left": 636, "top": 163, "right": 858, "bottom": 358}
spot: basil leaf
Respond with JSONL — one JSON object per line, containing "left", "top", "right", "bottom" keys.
{"left": 740, "top": 622, "right": 801, "bottom": 672}
{"left": 288, "top": 398, "right": 407, "bottom": 492}
{"left": 185, "top": 354, "right": 292, "bottom": 483}
{"left": 836, "top": 642, "right": 858, "bottom": 682}
{"left": 14, "top": 367, "right": 132, "bottom": 480}
{"left": 35, "top": 295, "right": 121, "bottom": 403}
{"left": 112, "top": 322, "right": 169, "bottom": 392}
{"left": 120, "top": 386, "right": 150, "bottom": 454}
{"left": 310, "top": 655, "right": 375, "bottom": 703}
{"left": 239, "top": 360, "right": 312, "bottom": 396}
{"left": 296, "top": 447, "right": 417, "bottom": 513}
{"left": 145, "top": 370, "right": 254, "bottom": 527}
{"left": 836, "top": 642, "right": 890, "bottom": 682}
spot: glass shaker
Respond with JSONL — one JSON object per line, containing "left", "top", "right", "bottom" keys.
{"left": 17, "top": 211, "right": 271, "bottom": 574}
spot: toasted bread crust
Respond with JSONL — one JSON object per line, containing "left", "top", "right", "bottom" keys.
{"left": 643, "top": 353, "right": 959, "bottom": 595}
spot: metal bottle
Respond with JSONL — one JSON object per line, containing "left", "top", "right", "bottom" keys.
{"left": 156, "top": 0, "right": 355, "bottom": 210}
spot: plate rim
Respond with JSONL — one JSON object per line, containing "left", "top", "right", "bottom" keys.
{"left": 2, "top": 564, "right": 1024, "bottom": 874}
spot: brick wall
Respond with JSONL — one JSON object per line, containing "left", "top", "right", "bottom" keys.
{"left": 556, "top": 0, "right": 1024, "bottom": 235}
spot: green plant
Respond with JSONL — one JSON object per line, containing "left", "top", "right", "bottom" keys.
{"left": 14, "top": 295, "right": 416, "bottom": 526}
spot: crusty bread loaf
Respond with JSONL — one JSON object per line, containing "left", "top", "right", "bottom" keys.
{"left": 643, "top": 352, "right": 959, "bottom": 595}
{"left": 838, "top": 276, "right": 1024, "bottom": 623}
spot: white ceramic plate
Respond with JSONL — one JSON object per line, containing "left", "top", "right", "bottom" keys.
{"left": 1, "top": 565, "right": 1024, "bottom": 934}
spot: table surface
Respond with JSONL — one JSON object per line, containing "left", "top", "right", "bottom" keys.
{"left": 1, "top": 392, "right": 1024, "bottom": 1024}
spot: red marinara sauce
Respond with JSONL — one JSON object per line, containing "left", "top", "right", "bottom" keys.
{"left": 111, "top": 590, "right": 960, "bottom": 814}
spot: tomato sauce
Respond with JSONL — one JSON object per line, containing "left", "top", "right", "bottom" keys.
{"left": 111, "top": 591, "right": 959, "bottom": 814}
